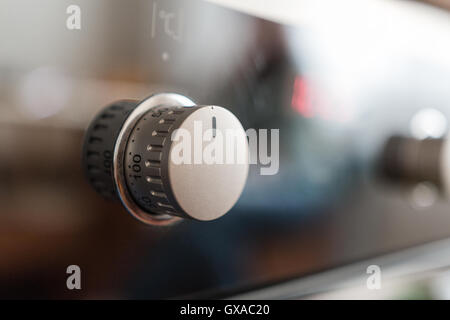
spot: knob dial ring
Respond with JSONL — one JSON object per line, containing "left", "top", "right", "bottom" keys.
{"left": 113, "top": 93, "right": 195, "bottom": 225}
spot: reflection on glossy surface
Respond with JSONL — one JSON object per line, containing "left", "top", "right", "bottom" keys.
{"left": 1, "top": 0, "right": 450, "bottom": 299}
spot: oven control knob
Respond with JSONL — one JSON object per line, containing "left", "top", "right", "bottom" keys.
{"left": 382, "top": 136, "right": 445, "bottom": 189}
{"left": 82, "top": 93, "right": 249, "bottom": 225}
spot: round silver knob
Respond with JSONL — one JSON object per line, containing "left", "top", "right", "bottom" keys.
{"left": 82, "top": 93, "right": 249, "bottom": 225}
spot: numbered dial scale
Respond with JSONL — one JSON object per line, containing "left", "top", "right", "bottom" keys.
{"left": 82, "top": 93, "right": 249, "bottom": 225}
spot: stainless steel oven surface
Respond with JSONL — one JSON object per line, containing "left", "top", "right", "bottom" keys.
{"left": 2, "top": 0, "right": 450, "bottom": 299}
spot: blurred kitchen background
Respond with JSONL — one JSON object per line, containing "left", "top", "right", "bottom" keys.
{"left": 2, "top": 0, "right": 450, "bottom": 299}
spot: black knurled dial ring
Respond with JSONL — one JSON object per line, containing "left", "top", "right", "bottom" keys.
{"left": 82, "top": 100, "right": 138, "bottom": 199}
{"left": 124, "top": 106, "right": 201, "bottom": 216}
